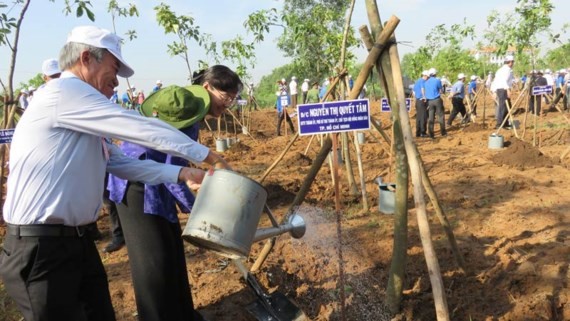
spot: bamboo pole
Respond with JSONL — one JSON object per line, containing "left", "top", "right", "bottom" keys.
{"left": 385, "top": 28, "right": 450, "bottom": 321}
{"left": 258, "top": 132, "right": 299, "bottom": 183}
{"left": 353, "top": 131, "right": 369, "bottom": 211}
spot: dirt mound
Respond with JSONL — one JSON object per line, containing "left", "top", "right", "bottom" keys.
{"left": 491, "top": 138, "right": 557, "bottom": 169}
{"left": 462, "top": 122, "right": 489, "bottom": 133}
{"left": 286, "top": 152, "right": 312, "bottom": 167}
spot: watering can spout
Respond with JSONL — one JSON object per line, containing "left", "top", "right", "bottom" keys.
{"left": 253, "top": 213, "right": 306, "bottom": 243}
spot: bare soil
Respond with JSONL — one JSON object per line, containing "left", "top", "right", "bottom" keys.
{"left": 2, "top": 94, "right": 570, "bottom": 321}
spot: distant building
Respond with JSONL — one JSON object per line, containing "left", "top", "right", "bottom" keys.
{"left": 470, "top": 46, "right": 531, "bottom": 66}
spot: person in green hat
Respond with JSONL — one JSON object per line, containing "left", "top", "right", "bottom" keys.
{"left": 108, "top": 65, "right": 242, "bottom": 321}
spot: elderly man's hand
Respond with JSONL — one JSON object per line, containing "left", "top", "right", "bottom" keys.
{"left": 178, "top": 167, "right": 206, "bottom": 190}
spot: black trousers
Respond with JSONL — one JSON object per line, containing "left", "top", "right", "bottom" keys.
{"left": 496, "top": 89, "right": 511, "bottom": 127}
{"left": 427, "top": 97, "right": 446, "bottom": 137}
{"left": 415, "top": 99, "right": 427, "bottom": 136}
{"left": 302, "top": 91, "right": 308, "bottom": 104}
{"left": 448, "top": 97, "right": 467, "bottom": 125}
{"left": 276, "top": 111, "right": 295, "bottom": 135}
{"left": 0, "top": 232, "right": 115, "bottom": 321}
{"left": 529, "top": 95, "right": 542, "bottom": 115}
{"left": 116, "top": 182, "right": 203, "bottom": 321}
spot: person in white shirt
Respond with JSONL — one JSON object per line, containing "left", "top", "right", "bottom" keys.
{"left": 289, "top": 76, "right": 298, "bottom": 109}
{"left": 0, "top": 25, "right": 228, "bottom": 321}
{"left": 301, "top": 78, "right": 309, "bottom": 103}
{"left": 491, "top": 55, "right": 515, "bottom": 129}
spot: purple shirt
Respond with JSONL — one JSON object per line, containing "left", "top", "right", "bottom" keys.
{"left": 108, "top": 124, "right": 199, "bottom": 223}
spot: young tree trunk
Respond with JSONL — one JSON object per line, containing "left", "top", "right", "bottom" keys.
{"left": 364, "top": 1, "right": 409, "bottom": 314}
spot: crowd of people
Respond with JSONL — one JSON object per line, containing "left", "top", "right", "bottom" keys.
{"left": 411, "top": 54, "right": 570, "bottom": 138}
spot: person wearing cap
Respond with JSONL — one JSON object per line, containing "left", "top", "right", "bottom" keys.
{"left": 41, "top": 58, "right": 61, "bottom": 83}
{"left": 301, "top": 78, "right": 310, "bottom": 103}
{"left": 491, "top": 55, "right": 515, "bottom": 129}
{"left": 276, "top": 84, "right": 296, "bottom": 135}
{"left": 289, "top": 76, "right": 298, "bottom": 109}
{"left": 18, "top": 89, "right": 29, "bottom": 109}
{"left": 0, "top": 26, "right": 228, "bottom": 321}
{"left": 412, "top": 70, "right": 429, "bottom": 137}
{"left": 447, "top": 73, "right": 468, "bottom": 126}
{"left": 468, "top": 75, "right": 478, "bottom": 116}
{"left": 153, "top": 79, "right": 162, "bottom": 93}
{"left": 424, "top": 68, "right": 447, "bottom": 138}
{"left": 108, "top": 65, "right": 241, "bottom": 321}
{"left": 528, "top": 70, "right": 547, "bottom": 115}
{"left": 551, "top": 69, "right": 567, "bottom": 111}
{"left": 306, "top": 81, "right": 320, "bottom": 103}
{"left": 247, "top": 81, "right": 259, "bottom": 111}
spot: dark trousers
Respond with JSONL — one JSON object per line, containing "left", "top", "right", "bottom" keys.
{"left": 116, "top": 182, "right": 203, "bottom": 321}
{"left": 427, "top": 97, "right": 446, "bottom": 137}
{"left": 415, "top": 99, "right": 427, "bottom": 136}
{"left": 529, "top": 95, "right": 542, "bottom": 115}
{"left": 496, "top": 89, "right": 511, "bottom": 127}
{"left": 302, "top": 91, "right": 308, "bottom": 104}
{"left": 448, "top": 97, "right": 467, "bottom": 125}
{"left": 0, "top": 232, "right": 115, "bottom": 321}
{"left": 276, "top": 111, "right": 295, "bottom": 135}
{"left": 291, "top": 94, "right": 298, "bottom": 109}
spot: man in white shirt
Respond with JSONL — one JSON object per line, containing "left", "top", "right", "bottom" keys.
{"left": 492, "top": 55, "right": 515, "bottom": 129}
{"left": 301, "top": 78, "right": 309, "bottom": 103}
{"left": 0, "top": 26, "right": 228, "bottom": 321}
{"left": 289, "top": 76, "right": 298, "bottom": 109}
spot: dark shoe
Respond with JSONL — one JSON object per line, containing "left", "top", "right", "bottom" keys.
{"left": 103, "top": 241, "right": 125, "bottom": 253}
{"left": 442, "top": 132, "right": 448, "bottom": 137}
{"left": 420, "top": 134, "right": 429, "bottom": 138}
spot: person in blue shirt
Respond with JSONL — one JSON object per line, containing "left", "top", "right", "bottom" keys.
{"left": 468, "top": 75, "right": 478, "bottom": 116}
{"left": 152, "top": 79, "right": 162, "bottom": 93}
{"left": 447, "top": 73, "right": 468, "bottom": 126}
{"left": 413, "top": 70, "right": 429, "bottom": 137}
{"left": 108, "top": 65, "right": 241, "bottom": 321}
{"left": 552, "top": 69, "right": 566, "bottom": 110}
{"left": 424, "top": 68, "right": 447, "bottom": 138}
{"left": 276, "top": 91, "right": 295, "bottom": 135}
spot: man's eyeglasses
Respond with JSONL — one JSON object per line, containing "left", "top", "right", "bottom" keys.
{"left": 213, "top": 87, "right": 237, "bottom": 106}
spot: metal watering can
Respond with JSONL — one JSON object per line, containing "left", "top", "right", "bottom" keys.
{"left": 181, "top": 169, "right": 308, "bottom": 320}
{"left": 181, "top": 169, "right": 306, "bottom": 259}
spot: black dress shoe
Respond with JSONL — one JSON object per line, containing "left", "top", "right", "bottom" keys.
{"left": 103, "top": 241, "right": 125, "bottom": 253}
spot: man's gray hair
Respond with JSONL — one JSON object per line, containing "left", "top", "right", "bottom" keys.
{"left": 59, "top": 42, "right": 107, "bottom": 71}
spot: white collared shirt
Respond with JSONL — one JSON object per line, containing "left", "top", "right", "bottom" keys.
{"left": 492, "top": 64, "right": 514, "bottom": 91}
{"left": 4, "top": 71, "right": 210, "bottom": 226}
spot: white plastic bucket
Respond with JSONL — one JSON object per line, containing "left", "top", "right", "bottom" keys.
{"left": 488, "top": 134, "right": 504, "bottom": 149}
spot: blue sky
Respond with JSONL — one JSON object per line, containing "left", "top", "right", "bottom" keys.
{"left": 1, "top": 0, "right": 569, "bottom": 94}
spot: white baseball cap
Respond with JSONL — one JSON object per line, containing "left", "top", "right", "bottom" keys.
{"left": 421, "top": 70, "right": 430, "bottom": 77}
{"left": 470, "top": 75, "right": 477, "bottom": 80}
{"left": 67, "top": 26, "right": 134, "bottom": 78}
{"left": 505, "top": 55, "right": 514, "bottom": 62}
{"left": 42, "top": 58, "right": 61, "bottom": 76}
{"left": 156, "top": 80, "right": 162, "bottom": 84}
{"left": 457, "top": 73, "right": 465, "bottom": 79}
{"left": 428, "top": 68, "right": 437, "bottom": 75}
{"left": 292, "top": 76, "right": 297, "bottom": 80}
